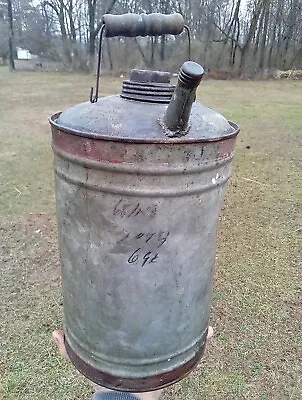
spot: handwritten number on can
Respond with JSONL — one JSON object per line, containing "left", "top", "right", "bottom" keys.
{"left": 128, "top": 248, "right": 159, "bottom": 267}
{"left": 128, "top": 248, "right": 140, "bottom": 264}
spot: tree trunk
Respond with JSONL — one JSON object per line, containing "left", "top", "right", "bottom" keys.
{"left": 44, "top": 0, "right": 72, "bottom": 65}
{"left": 58, "top": 5, "right": 72, "bottom": 65}
{"left": 281, "top": 0, "right": 298, "bottom": 69}
{"left": 267, "top": 1, "right": 279, "bottom": 69}
{"left": 7, "top": 0, "right": 15, "bottom": 71}
{"left": 160, "top": 35, "right": 165, "bottom": 63}
{"left": 274, "top": 0, "right": 284, "bottom": 68}
{"left": 259, "top": 0, "right": 270, "bottom": 70}
{"left": 240, "top": 0, "right": 263, "bottom": 72}
{"left": 106, "top": 38, "right": 113, "bottom": 70}
{"left": 150, "top": 36, "right": 157, "bottom": 68}
{"left": 230, "top": 0, "right": 241, "bottom": 68}
{"left": 215, "top": 0, "right": 241, "bottom": 68}
{"left": 134, "top": 38, "right": 151, "bottom": 68}
{"left": 159, "top": 0, "right": 169, "bottom": 64}
{"left": 270, "top": 0, "right": 283, "bottom": 68}
{"left": 253, "top": 7, "right": 265, "bottom": 57}
{"left": 88, "top": 0, "right": 96, "bottom": 71}
{"left": 88, "top": 0, "right": 118, "bottom": 72}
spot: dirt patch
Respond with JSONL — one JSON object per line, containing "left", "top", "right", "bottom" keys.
{"left": 0, "top": 213, "right": 60, "bottom": 288}
{"left": 0, "top": 213, "right": 94, "bottom": 400}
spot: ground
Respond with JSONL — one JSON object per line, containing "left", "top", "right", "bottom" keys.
{"left": 0, "top": 68, "right": 301, "bottom": 400}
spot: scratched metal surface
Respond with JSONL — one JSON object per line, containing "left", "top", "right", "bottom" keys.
{"left": 52, "top": 96, "right": 236, "bottom": 142}
{"left": 53, "top": 131, "right": 236, "bottom": 389}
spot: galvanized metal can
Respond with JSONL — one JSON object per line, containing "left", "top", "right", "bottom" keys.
{"left": 50, "top": 64, "right": 239, "bottom": 392}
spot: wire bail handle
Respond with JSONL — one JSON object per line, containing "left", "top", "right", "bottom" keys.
{"left": 90, "top": 13, "right": 192, "bottom": 103}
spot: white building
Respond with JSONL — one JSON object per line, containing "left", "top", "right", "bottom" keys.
{"left": 17, "top": 48, "right": 32, "bottom": 60}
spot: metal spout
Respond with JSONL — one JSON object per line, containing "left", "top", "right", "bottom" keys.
{"left": 163, "top": 61, "right": 204, "bottom": 136}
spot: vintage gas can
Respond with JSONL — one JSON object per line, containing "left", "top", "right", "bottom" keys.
{"left": 49, "top": 12, "right": 239, "bottom": 392}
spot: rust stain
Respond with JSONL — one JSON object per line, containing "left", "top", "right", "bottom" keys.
{"left": 65, "top": 329, "right": 207, "bottom": 392}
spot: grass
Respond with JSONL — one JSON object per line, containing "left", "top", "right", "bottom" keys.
{"left": 0, "top": 66, "right": 301, "bottom": 399}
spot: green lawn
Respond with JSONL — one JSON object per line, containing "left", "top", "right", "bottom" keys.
{"left": 0, "top": 67, "right": 301, "bottom": 399}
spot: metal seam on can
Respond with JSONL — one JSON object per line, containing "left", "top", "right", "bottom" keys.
{"left": 52, "top": 146, "right": 234, "bottom": 175}
{"left": 65, "top": 328, "right": 208, "bottom": 367}
{"left": 55, "top": 167, "right": 229, "bottom": 197}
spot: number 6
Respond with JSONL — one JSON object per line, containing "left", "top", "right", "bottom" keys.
{"left": 128, "top": 248, "right": 140, "bottom": 264}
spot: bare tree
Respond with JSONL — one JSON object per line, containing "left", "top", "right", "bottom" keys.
{"left": 258, "top": 0, "right": 270, "bottom": 70}
{"left": 7, "top": 0, "right": 15, "bottom": 70}
{"left": 7, "top": 0, "right": 302, "bottom": 73}
{"left": 87, "top": 0, "right": 117, "bottom": 70}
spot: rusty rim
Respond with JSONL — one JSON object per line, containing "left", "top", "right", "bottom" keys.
{"left": 65, "top": 335, "right": 207, "bottom": 392}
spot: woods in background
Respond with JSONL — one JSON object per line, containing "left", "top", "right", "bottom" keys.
{"left": 1, "top": 0, "right": 302, "bottom": 75}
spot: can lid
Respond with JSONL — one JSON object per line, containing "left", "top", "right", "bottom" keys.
{"left": 51, "top": 69, "right": 239, "bottom": 143}
{"left": 130, "top": 69, "right": 171, "bottom": 83}
{"left": 119, "top": 69, "right": 175, "bottom": 104}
